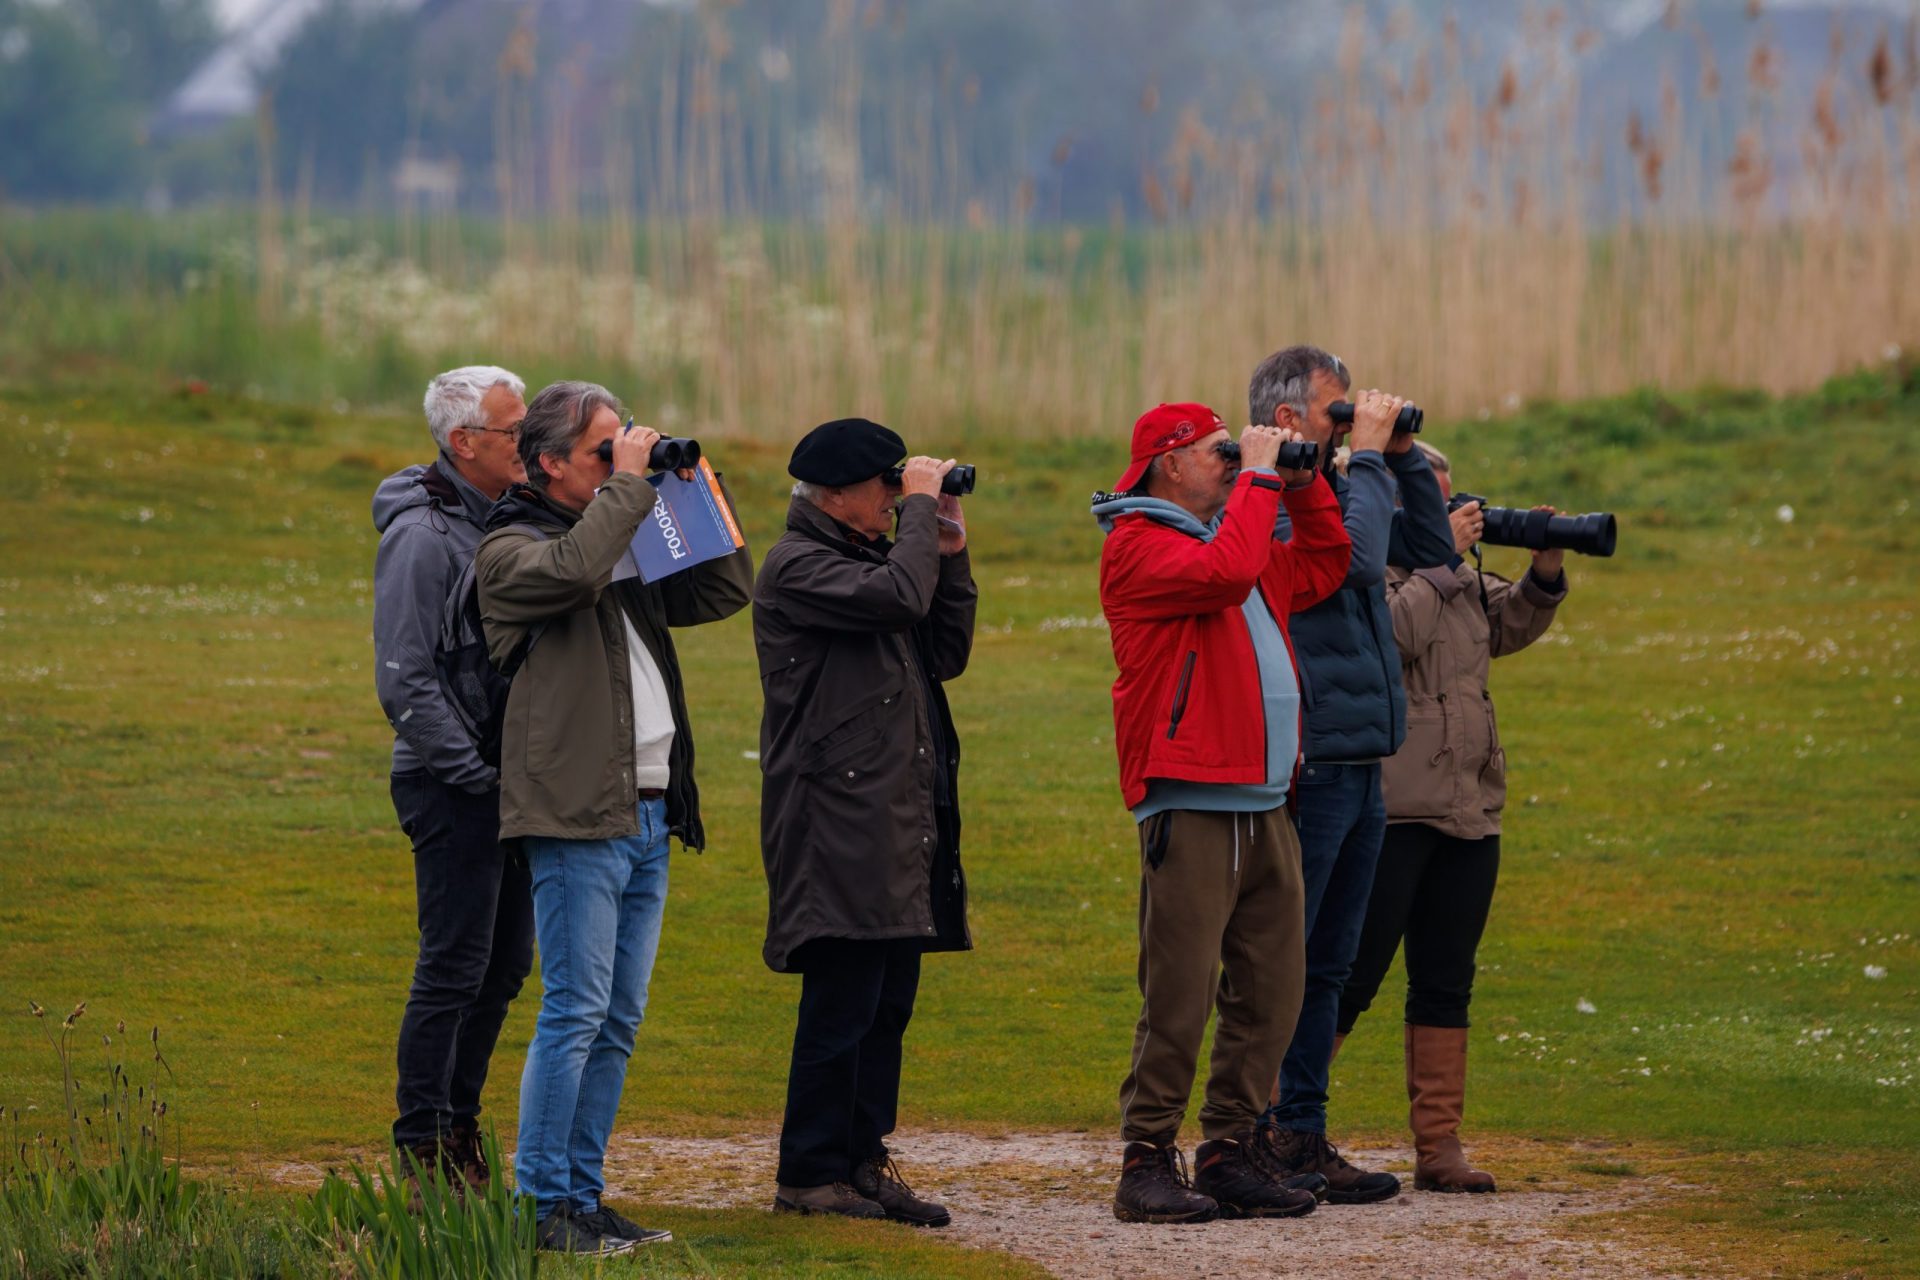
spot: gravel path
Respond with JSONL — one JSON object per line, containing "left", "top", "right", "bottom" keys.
{"left": 599, "top": 1129, "right": 1699, "bottom": 1279}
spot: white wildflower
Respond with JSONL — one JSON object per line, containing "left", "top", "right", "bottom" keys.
{"left": 1576, "top": 997, "right": 1598, "bottom": 1015}
{"left": 1865, "top": 965, "right": 1888, "bottom": 980}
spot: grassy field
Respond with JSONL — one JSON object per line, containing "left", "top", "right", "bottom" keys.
{"left": 1, "top": 370, "right": 1917, "bottom": 1276}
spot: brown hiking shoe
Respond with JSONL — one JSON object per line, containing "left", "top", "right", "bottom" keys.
{"left": 852, "top": 1154, "right": 951, "bottom": 1227}
{"left": 445, "top": 1121, "right": 490, "bottom": 1195}
{"left": 1193, "top": 1133, "right": 1317, "bottom": 1219}
{"left": 398, "top": 1138, "right": 453, "bottom": 1212}
{"left": 1113, "top": 1141, "right": 1218, "bottom": 1224}
{"left": 1258, "top": 1126, "right": 1401, "bottom": 1204}
{"left": 773, "top": 1182, "right": 888, "bottom": 1220}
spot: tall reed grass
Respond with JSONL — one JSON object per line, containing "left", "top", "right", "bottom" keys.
{"left": 4, "top": 5, "right": 1919, "bottom": 433}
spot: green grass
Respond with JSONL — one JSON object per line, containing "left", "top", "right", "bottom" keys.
{"left": 1, "top": 372, "right": 1918, "bottom": 1276}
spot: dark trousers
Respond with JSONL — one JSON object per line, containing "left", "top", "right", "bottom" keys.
{"left": 391, "top": 772, "right": 535, "bottom": 1147}
{"left": 1339, "top": 825, "right": 1501, "bottom": 1033}
{"left": 1267, "top": 761, "right": 1387, "bottom": 1134}
{"left": 776, "top": 938, "right": 922, "bottom": 1187}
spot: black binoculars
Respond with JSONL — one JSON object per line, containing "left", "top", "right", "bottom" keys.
{"left": 594, "top": 435, "right": 702, "bottom": 472}
{"left": 883, "top": 463, "right": 976, "bottom": 496}
{"left": 1329, "top": 400, "right": 1423, "bottom": 434}
{"left": 1450, "top": 492, "right": 1618, "bottom": 557}
{"left": 1215, "top": 439, "right": 1321, "bottom": 472}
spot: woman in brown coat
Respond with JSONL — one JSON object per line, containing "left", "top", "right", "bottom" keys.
{"left": 1335, "top": 441, "right": 1568, "bottom": 1193}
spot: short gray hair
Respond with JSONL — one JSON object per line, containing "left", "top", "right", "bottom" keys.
{"left": 423, "top": 365, "right": 525, "bottom": 451}
{"left": 1247, "top": 345, "right": 1349, "bottom": 429}
{"left": 791, "top": 480, "right": 830, "bottom": 505}
{"left": 518, "top": 380, "right": 624, "bottom": 491}
{"left": 1414, "top": 440, "right": 1450, "bottom": 473}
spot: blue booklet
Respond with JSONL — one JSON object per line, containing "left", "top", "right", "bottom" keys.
{"left": 612, "top": 457, "right": 747, "bottom": 584}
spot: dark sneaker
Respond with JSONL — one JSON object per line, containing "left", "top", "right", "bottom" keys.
{"left": 578, "top": 1204, "right": 673, "bottom": 1246}
{"left": 773, "top": 1182, "right": 888, "bottom": 1220}
{"left": 852, "top": 1154, "right": 952, "bottom": 1228}
{"left": 1193, "top": 1134, "right": 1317, "bottom": 1219}
{"left": 1113, "top": 1141, "right": 1218, "bottom": 1224}
{"left": 1258, "top": 1126, "right": 1401, "bottom": 1205}
{"left": 535, "top": 1205, "right": 640, "bottom": 1256}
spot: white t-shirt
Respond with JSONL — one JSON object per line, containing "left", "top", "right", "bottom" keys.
{"left": 621, "top": 614, "right": 675, "bottom": 791}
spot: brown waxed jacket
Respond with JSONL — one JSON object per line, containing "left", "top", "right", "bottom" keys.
{"left": 753, "top": 494, "right": 976, "bottom": 973}
{"left": 1378, "top": 560, "right": 1567, "bottom": 839}
{"left": 475, "top": 472, "right": 753, "bottom": 847}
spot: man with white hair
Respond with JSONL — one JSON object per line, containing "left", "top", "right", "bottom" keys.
{"left": 372, "top": 365, "right": 529, "bottom": 1196}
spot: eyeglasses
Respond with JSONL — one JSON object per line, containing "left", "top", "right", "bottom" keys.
{"left": 461, "top": 422, "right": 522, "bottom": 443}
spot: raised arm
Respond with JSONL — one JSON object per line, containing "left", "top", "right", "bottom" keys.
{"left": 1483, "top": 566, "right": 1568, "bottom": 658}
{"left": 1101, "top": 473, "right": 1284, "bottom": 620}
{"left": 1273, "top": 471, "right": 1351, "bottom": 611}
{"left": 475, "top": 474, "right": 656, "bottom": 626}
{"left": 766, "top": 494, "right": 944, "bottom": 631}
{"left": 1384, "top": 447, "right": 1455, "bottom": 569}
{"left": 660, "top": 472, "right": 754, "bottom": 627}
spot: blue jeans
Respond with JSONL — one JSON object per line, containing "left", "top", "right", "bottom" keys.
{"left": 1267, "top": 761, "right": 1387, "bottom": 1134}
{"left": 515, "top": 799, "right": 670, "bottom": 1218}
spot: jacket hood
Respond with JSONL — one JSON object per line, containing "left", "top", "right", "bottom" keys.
{"left": 1090, "top": 490, "right": 1217, "bottom": 541}
{"left": 487, "top": 481, "right": 581, "bottom": 533}
{"left": 372, "top": 455, "right": 493, "bottom": 533}
{"left": 371, "top": 465, "right": 432, "bottom": 533}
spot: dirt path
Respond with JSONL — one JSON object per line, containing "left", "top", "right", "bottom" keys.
{"left": 599, "top": 1130, "right": 1703, "bottom": 1279}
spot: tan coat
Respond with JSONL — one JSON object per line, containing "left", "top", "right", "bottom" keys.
{"left": 1378, "top": 561, "right": 1566, "bottom": 838}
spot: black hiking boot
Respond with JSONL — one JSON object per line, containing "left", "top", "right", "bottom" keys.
{"left": 1193, "top": 1133, "right": 1318, "bottom": 1219}
{"left": 1258, "top": 1125, "right": 1401, "bottom": 1204}
{"left": 1113, "top": 1141, "right": 1218, "bottom": 1224}
{"left": 577, "top": 1204, "right": 673, "bottom": 1246}
{"left": 852, "top": 1154, "right": 952, "bottom": 1228}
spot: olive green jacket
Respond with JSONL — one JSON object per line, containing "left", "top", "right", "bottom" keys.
{"left": 474, "top": 472, "right": 753, "bottom": 847}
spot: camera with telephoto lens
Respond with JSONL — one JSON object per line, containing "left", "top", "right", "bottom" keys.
{"left": 1214, "top": 439, "right": 1321, "bottom": 471}
{"left": 883, "top": 462, "right": 976, "bottom": 496}
{"left": 1449, "top": 492, "right": 1618, "bottom": 558}
{"left": 1329, "top": 399, "right": 1423, "bottom": 434}
{"left": 594, "top": 435, "right": 702, "bottom": 472}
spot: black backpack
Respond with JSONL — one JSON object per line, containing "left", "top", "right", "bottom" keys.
{"left": 437, "top": 526, "right": 547, "bottom": 769}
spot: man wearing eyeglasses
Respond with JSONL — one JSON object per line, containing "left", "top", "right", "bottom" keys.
{"left": 372, "top": 365, "right": 531, "bottom": 1199}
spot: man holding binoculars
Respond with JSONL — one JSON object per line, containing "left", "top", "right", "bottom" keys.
{"left": 473, "top": 381, "right": 753, "bottom": 1255}
{"left": 1247, "top": 345, "right": 1456, "bottom": 1201}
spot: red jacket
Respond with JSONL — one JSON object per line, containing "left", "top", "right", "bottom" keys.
{"left": 1098, "top": 471, "right": 1351, "bottom": 809}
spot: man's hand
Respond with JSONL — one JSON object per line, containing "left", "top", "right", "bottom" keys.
{"left": 1528, "top": 507, "right": 1565, "bottom": 580}
{"left": 899, "top": 455, "right": 953, "bottom": 500}
{"left": 611, "top": 423, "right": 662, "bottom": 476}
{"left": 936, "top": 493, "right": 967, "bottom": 554}
{"left": 1349, "top": 389, "right": 1412, "bottom": 455}
{"left": 1237, "top": 424, "right": 1283, "bottom": 472}
{"left": 1449, "top": 500, "right": 1484, "bottom": 556}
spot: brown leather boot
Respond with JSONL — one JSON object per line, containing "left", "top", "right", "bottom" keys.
{"left": 1406, "top": 1024, "right": 1496, "bottom": 1193}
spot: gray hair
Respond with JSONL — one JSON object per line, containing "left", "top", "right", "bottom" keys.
{"left": 517, "top": 380, "right": 624, "bottom": 490}
{"left": 423, "top": 365, "right": 525, "bottom": 451}
{"left": 1414, "top": 440, "right": 1450, "bottom": 473}
{"left": 1247, "top": 345, "right": 1349, "bottom": 429}
{"left": 791, "top": 480, "right": 830, "bottom": 505}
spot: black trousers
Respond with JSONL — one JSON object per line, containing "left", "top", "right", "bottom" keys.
{"left": 390, "top": 772, "right": 535, "bottom": 1147}
{"left": 1338, "top": 824, "right": 1500, "bottom": 1033}
{"left": 776, "top": 937, "right": 922, "bottom": 1187}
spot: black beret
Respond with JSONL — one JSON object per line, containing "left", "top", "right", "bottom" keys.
{"left": 788, "top": 417, "right": 906, "bottom": 487}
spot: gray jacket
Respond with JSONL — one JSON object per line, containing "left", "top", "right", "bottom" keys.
{"left": 372, "top": 455, "right": 497, "bottom": 791}
{"left": 1273, "top": 447, "right": 1454, "bottom": 762}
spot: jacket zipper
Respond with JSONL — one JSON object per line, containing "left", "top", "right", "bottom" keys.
{"left": 1167, "top": 650, "right": 1197, "bottom": 739}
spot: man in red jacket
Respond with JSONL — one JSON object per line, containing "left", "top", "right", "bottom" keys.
{"left": 1094, "top": 403, "right": 1351, "bottom": 1224}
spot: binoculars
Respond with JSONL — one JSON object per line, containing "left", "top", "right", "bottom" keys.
{"left": 594, "top": 435, "right": 702, "bottom": 472}
{"left": 884, "top": 463, "right": 977, "bottom": 496}
{"left": 1450, "top": 493, "right": 1618, "bottom": 558}
{"left": 1329, "top": 400, "right": 1423, "bottom": 434}
{"left": 1215, "top": 439, "right": 1321, "bottom": 472}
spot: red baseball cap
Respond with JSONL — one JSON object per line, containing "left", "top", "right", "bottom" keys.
{"left": 1113, "top": 402, "right": 1227, "bottom": 492}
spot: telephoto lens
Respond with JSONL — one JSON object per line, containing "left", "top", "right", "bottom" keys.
{"left": 884, "top": 463, "right": 976, "bottom": 496}
{"left": 1328, "top": 400, "right": 1423, "bottom": 434}
{"left": 594, "top": 435, "right": 702, "bottom": 471}
{"left": 1450, "top": 493, "right": 1618, "bottom": 557}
